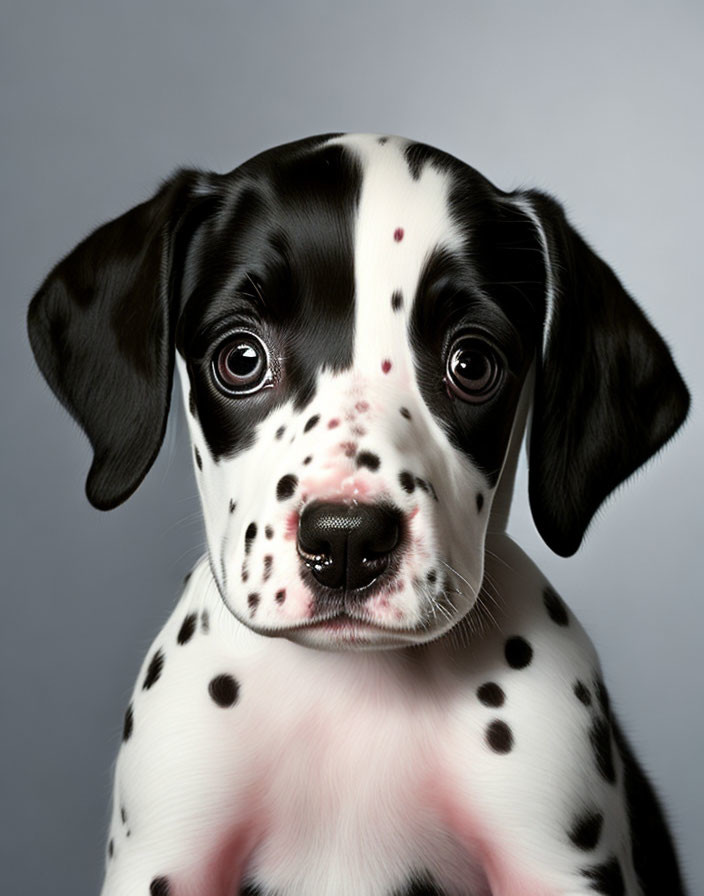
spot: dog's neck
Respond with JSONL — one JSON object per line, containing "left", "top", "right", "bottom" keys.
{"left": 487, "top": 362, "right": 534, "bottom": 534}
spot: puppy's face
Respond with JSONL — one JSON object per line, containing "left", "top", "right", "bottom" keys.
{"left": 175, "top": 135, "right": 542, "bottom": 648}
{"left": 28, "top": 133, "right": 688, "bottom": 652}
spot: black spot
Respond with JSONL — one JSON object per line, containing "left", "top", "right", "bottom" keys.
{"left": 582, "top": 856, "right": 625, "bottom": 895}
{"left": 263, "top": 555, "right": 273, "bottom": 581}
{"left": 304, "top": 414, "right": 320, "bottom": 432}
{"left": 247, "top": 593, "right": 260, "bottom": 614}
{"left": 392, "top": 873, "right": 445, "bottom": 895}
{"left": 209, "top": 674, "right": 239, "bottom": 707}
{"left": 486, "top": 720, "right": 513, "bottom": 753}
{"left": 590, "top": 717, "right": 616, "bottom": 784}
{"left": 477, "top": 682, "right": 505, "bottom": 707}
{"left": 574, "top": 680, "right": 592, "bottom": 706}
{"left": 400, "top": 407, "right": 411, "bottom": 419}
{"left": 399, "top": 471, "right": 416, "bottom": 493}
{"left": 594, "top": 678, "right": 611, "bottom": 717}
{"left": 275, "top": 589, "right": 286, "bottom": 604}
{"left": 188, "top": 389, "right": 196, "bottom": 416}
{"left": 123, "top": 703, "right": 134, "bottom": 741}
{"left": 177, "top": 613, "right": 197, "bottom": 645}
{"left": 194, "top": 447, "right": 202, "bottom": 470}
{"left": 183, "top": 571, "right": 192, "bottom": 585}
{"left": 276, "top": 474, "right": 298, "bottom": 501}
{"left": 120, "top": 806, "right": 127, "bottom": 824}
{"left": 377, "top": 136, "right": 388, "bottom": 145}
{"left": 150, "top": 877, "right": 171, "bottom": 896}
{"left": 229, "top": 499, "right": 236, "bottom": 514}
{"left": 356, "top": 451, "right": 380, "bottom": 472}
{"left": 476, "top": 492, "right": 484, "bottom": 513}
{"left": 245, "top": 522, "right": 257, "bottom": 552}
{"left": 391, "top": 290, "right": 403, "bottom": 311}
{"left": 569, "top": 810, "right": 603, "bottom": 851}
{"left": 303, "top": 455, "right": 312, "bottom": 465}
{"left": 543, "top": 585, "right": 569, "bottom": 626}
{"left": 265, "top": 525, "right": 274, "bottom": 539}
{"left": 427, "top": 569, "right": 437, "bottom": 585}
{"left": 275, "top": 425, "right": 285, "bottom": 440}
{"left": 143, "top": 649, "right": 164, "bottom": 690}
{"left": 241, "top": 563, "right": 248, "bottom": 583}
{"left": 505, "top": 636, "right": 533, "bottom": 669}
{"left": 108, "top": 838, "right": 114, "bottom": 858}
{"left": 200, "top": 610, "right": 210, "bottom": 633}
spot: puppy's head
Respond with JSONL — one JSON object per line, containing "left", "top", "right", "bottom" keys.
{"left": 28, "top": 134, "right": 689, "bottom": 649}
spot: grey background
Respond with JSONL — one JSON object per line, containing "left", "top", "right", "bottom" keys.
{"left": 2, "top": 1, "right": 702, "bottom": 893}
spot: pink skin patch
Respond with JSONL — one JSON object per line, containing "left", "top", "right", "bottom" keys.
{"left": 327, "top": 418, "right": 340, "bottom": 429}
{"left": 382, "top": 359, "right": 392, "bottom": 374}
{"left": 355, "top": 400, "right": 369, "bottom": 413}
{"left": 340, "top": 441, "right": 357, "bottom": 458}
{"left": 284, "top": 511, "right": 299, "bottom": 541}
{"left": 393, "top": 227, "right": 404, "bottom": 242}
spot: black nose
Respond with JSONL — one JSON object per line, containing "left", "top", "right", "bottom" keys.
{"left": 297, "top": 502, "right": 402, "bottom": 592}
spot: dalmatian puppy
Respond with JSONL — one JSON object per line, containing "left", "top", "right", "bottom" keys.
{"left": 28, "top": 134, "right": 689, "bottom": 896}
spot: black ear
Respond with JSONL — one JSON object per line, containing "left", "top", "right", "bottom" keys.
{"left": 28, "top": 169, "right": 214, "bottom": 510}
{"left": 519, "top": 190, "right": 690, "bottom": 556}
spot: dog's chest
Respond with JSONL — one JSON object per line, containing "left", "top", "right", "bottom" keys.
{"left": 233, "top": 646, "right": 490, "bottom": 896}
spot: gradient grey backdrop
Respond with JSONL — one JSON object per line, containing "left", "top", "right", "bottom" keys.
{"left": 2, "top": 2, "right": 702, "bottom": 893}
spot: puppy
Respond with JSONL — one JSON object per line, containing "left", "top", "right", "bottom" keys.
{"left": 29, "top": 134, "right": 689, "bottom": 896}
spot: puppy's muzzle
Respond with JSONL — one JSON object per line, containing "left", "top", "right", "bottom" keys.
{"left": 297, "top": 502, "right": 403, "bottom": 595}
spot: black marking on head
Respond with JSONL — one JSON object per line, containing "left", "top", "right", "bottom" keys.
{"left": 194, "top": 447, "right": 202, "bottom": 470}
{"left": 265, "top": 525, "right": 274, "bottom": 539}
{"left": 275, "top": 589, "right": 286, "bottom": 604}
{"left": 356, "top": 451, "right": 380, "bottom": 472}
{"left": 209, "top": 673, "right": 239, "bottom": 707}
{"left": 582, "top": 857, "right": 625, "bottom": 895}
{"left": 304, "top": 414, "right": 320, "bottom": 432}
{"left": 263, "top": 555, "right": 273, "bottom": 581}
{"left": 229, "top": 498, "right": 236, "bottom": 514}
{"left": 400, "top": 406, "right": 411, "bottom": 419}
{"left": 391, "top": 290, "right": 403, "bottom": 311}
{"left": 200, "top": 610, "right": 210, "bottom": 633}
{"left": 574, "top": 680, "right": 592, "bottom": 706}
{"left": 150, "top": 876, "right": 171, "bottom": 896}
{"left": 123, "top": 703, "right": 134, "bottom": 741}
{"left": 590, "top": 717, "right": 616, "bottom": 784}
{"left": 477, "top": 682, "right": 505, "bottom": 707}
{"left": 179, "top": 139, "right": 361, "bottom": 460}
{"left": 303, "top": 455, "right": 312, "bottom": 465}
{"left": 476, "top": 492, "right": 484, "bottom": 513}
{"left": 177, "top": 613, "right": 197, "bottom": 645}
{"left": 245, "top": 522, "right": 257, "bottom": 552}
{"left": 569, "top": 810, "right": 603, "bottom": 851}
{"left": 108, "top": 838, "right": 114, "bottom": 858}
{"left": 277, "top": 474, "right": 298, "bottom": 500}
{"left": 276, "top": 425, "right": 285, "bottom": 440}
{"left": 543, "top": 585, "right": 569, "bottom": 626}
{"left": 504, "top": 636, "right": 533, "bottom": 669}
{"left": 486, "top": 720, "right": 513, "bottom": 753}
{"left": 247, "top": 592, "right": 260, "bottom": 614}
{"left": 377, "top": 136, "right": 388, "bottom": 145}
{"left": 143, "top": 649, "right": 165, "bottom": 689}
{"left": 399, "top": 471, "right": 415, "bottom": 494}
{"left": 409, "top": 179, "right": 545, "bottom": 487}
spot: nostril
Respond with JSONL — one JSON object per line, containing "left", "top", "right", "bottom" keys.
{"left": 297, "top": 502, "right": 403, "bottom": 592}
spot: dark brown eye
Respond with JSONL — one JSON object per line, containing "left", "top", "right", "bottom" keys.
{"left": 212, "top": 332, "right": 271, "bottom": 395}
{"left": 446, "top": 336, "right": 503, "bottom": 402}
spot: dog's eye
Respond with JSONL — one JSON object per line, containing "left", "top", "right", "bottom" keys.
{"left": 212, "top": 332, "right": 271, "bottom": 396}
{"left": 446, "top": 336, "right": 503, "bottom": 402}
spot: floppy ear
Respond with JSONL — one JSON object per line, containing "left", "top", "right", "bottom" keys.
{"left": 517, "top": 190, "right": 690, "bottom": 557}
{"left": 28, "top": 169, "right": 215, "bottom": 510}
